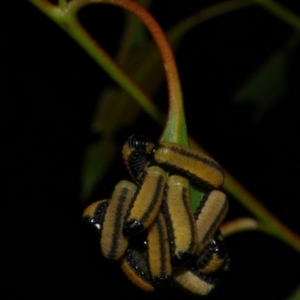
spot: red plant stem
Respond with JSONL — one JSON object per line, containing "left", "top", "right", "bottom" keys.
{"left": 66, "top": 0, "right": 187, "bottom": 143}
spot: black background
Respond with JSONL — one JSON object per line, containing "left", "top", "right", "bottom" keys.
{"left": 1, "top": 1, "right": 300, "bottom": 299}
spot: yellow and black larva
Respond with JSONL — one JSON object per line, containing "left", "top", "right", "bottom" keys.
{"left": 147, "top": 212, "right": 172, "bottom": 286}
{"left": 100, "top": 180, "right": 137, "bottom": 260}
{"left": 82, "top": 199, "right": 109, "bottom": 237}
{"left": 122, "top": 134, "right": 155, "bottom": 181}
{"left": 162, "top": 175, "right": 197, "bottom": 267}
{"left": 120, "top": 247, "right": 155, "bottom": 292}
{"left": 123, "top": 135, "right": 224, "bottom": 190}
{"left": 154, "top": 141, "right": 224, "bottom": 190}
{"left": 194, "top": 190, "right": 229, "bottom": 255}
{"left": 83, "top": 134, "right": 229, "bottom": 296}
{"left": 123, "top": 166, "right": 167, "bottom": 236}
{"left": 173, "top": 267, "right": 220, "bottom": 297}
{"left": 195, "top": 237, "right": 230, "bottom": 275}
{"left": 173, "top": 238, "right": 229, "bottom": 296}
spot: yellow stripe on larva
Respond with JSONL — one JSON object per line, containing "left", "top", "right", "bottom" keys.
{"left": 82, "top": 199, "right": 108, "bottom": 234}
{"left": 123, "top": 166, "right": 167, "bottom": 236}
{"left": 120, "top": 249, "right": 154, "bottom": 292}
{"left": 147, "top": 212, "right": 172, "bottom": 285}
{"left": 100, "top": 180, "right": 137, "bottom": 260}
{"left": 200, "top": 253, "right": 225, "bottom": 274}
{"left": 195, "top": 190, "right": 229, "bottom": 255}
{"left": 154, "top": 141, "right": 224, "bottom": 189}
{"left": 82, "top": 199, "right": 107, "bottom": 219}
{"left": 173, "top": 268, "right": 216, "bottom": 296}
{"left": 163, "top": 175, "right": 197, "bottom": 266}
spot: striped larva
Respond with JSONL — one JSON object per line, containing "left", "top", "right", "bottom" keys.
{"left": 123, "top": 166, "right": 167, "bottom": 236}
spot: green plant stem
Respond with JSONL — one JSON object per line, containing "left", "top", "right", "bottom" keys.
{"left": 29, "top": 0, "right": 300, "bottom": 254}
{"left": 190, "top": 139, "right": 300, "bottom": 254}
{"left": 59, "top": 0, "right": 67, "bottom": 9}
{"left": 284, "top": 283, "right": 300, "bottom": 300}
{"left": 221, "top": 218, "right": 259, "bottom": 237}
{"left": 225, "top": 172, "right": 300, "bottom": 253}
{"left": 253, "top": 0, "right": 300, "bottom": 30}
{"left": 167, "top": 0, "right": 253, "bottom": 45}
{"left": 65, "top": 0, "right": 188, "bottom": 146}
{"left": 115, "top": 0, "right": 152, "bottom": 65}
{"left": 29, "top": 0, "right": 164, "bottom": 126}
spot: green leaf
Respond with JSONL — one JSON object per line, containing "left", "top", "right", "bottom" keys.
{"left": 232, "top": 50, "right": 289, "bottom": 121}
{"left": 284, "top": 283, "right": 300, "bottom": 300}
{"left": 80, "top": 138, "right": 117, "bottom": 201}
{"left": 190, "top": 185, "right": 206, "bottom": 214}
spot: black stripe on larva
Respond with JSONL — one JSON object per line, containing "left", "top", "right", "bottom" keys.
{"left": 157, "top": 216, "right": 167, "bottom": 279}
{"left": 108, "top": 187, "right": 128, "bottom": 259}
{"left": 194, "top": 238, "right": 221, "bottom": 268}
{"left": 167, "top": 145, "right": 224, "bottom": 174}
{"left": 181, "top": 187, "right": 196, "bottom": 254}
{"left": 140, "top": 175, "right": 164, "bottom": 225}
{"left": 162, "top": 186, "right": 194, "bottom": 267}
{"left": 200, "top": 196, "right": 228, "bottom": 245}
{"left": 171, "top": 187, "right": 195, "bottom": 267}
{"left": 174, "top": 268, "right": 220, "bottom": 297}
{"left": 156, "top": 145, "right": 224, "bottom": 190}
{"left": 161, "top": 194, "right": 176, "bottom": 260}
{"left": 123, "top": 172, "right": 147, "bottom": 235}
{"left": 190, "top": 271, "right": 221, "bottom": 297}
{"left": 157, "top": 161, "right": 216, "bottom": 191}
{"left": 123, "top": 174, "right": 165, "bottom": 236}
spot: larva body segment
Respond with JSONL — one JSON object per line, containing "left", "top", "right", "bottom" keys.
{"left": 123, "top": 166, "right": 167, "bottom": 236}
{"left": 100, "top": 180, "right": 137, "bottom": 260}
{"left": 82, "top": 199, "right": 109, "bottom": 236}
{"left": 147, "top": 212, "right": 172, "bottom": 286}
{"left": 195, "top": 190, "right": 229, "bottom": 255}
{"left": 173, "top": 267, "right": 219, "bottom": 297}
{"left": 196, "top": 237, "right": 230, "bottom": 274}
{"left": 154, "top": 141, "right": 224, "bottom": 189}
{"left": 162, "top": 175, "right": 197, "bottom": 267}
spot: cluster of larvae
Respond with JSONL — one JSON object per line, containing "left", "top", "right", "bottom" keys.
{"left": 82, "top": 135, "right": 230, "bottom": 297}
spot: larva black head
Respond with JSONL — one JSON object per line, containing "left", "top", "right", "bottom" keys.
{"left": 152, "top": 275, "right": 172, "bottom": 289}
{"left": 123, "top": 220, "right": 144, "bottom": 236}
{"left": 172, "top": 251, "right": 193, "bottom": 268}
{"left": 208, "top": 238, "right": 231, "bottom": 273}
{"left": 126, "top": 134, "right": 153, "bottom": 152}
{"left": 82, "top": 200, "right": 108, "bottom": 239}
{"left": 194, "top": 237, "right": 230, "bottom": 274}
{"left": 122, "top": 135, "right": 155, "bottom": 181}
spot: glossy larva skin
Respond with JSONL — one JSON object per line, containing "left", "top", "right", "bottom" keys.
{"left": 163, "top": 175, "right": 197, "bottom": 267}
{"left": 100, "top": 180, "right": 138, "bottom": 260}
{"left": 83, "top": 134, "right": 229, "bottom": 297}
{"left": 194, "top": 190, "right": 229, "bottom": 255}
{"left": 173, "top": 267, "right": 220, "bottom": 297}
{"left": 154, "top": 141, "right": 224, "bottom": 190}
{"left": 123, "top": 166, "right": 167, "bottom": 236}
{"left": 120, "top": 248, "right": 155, "bottom": 292}
{"left": 147, "top": 212, "right": 172, "bottom": 286}
{"left": 82, "top": 181, "right": 137, "bottom": 260}
{"left": 82, "top": 199, "right": 109, "bottom": 238}
{"left": 195, "top": 237, "right": 231, "bottom": 275}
